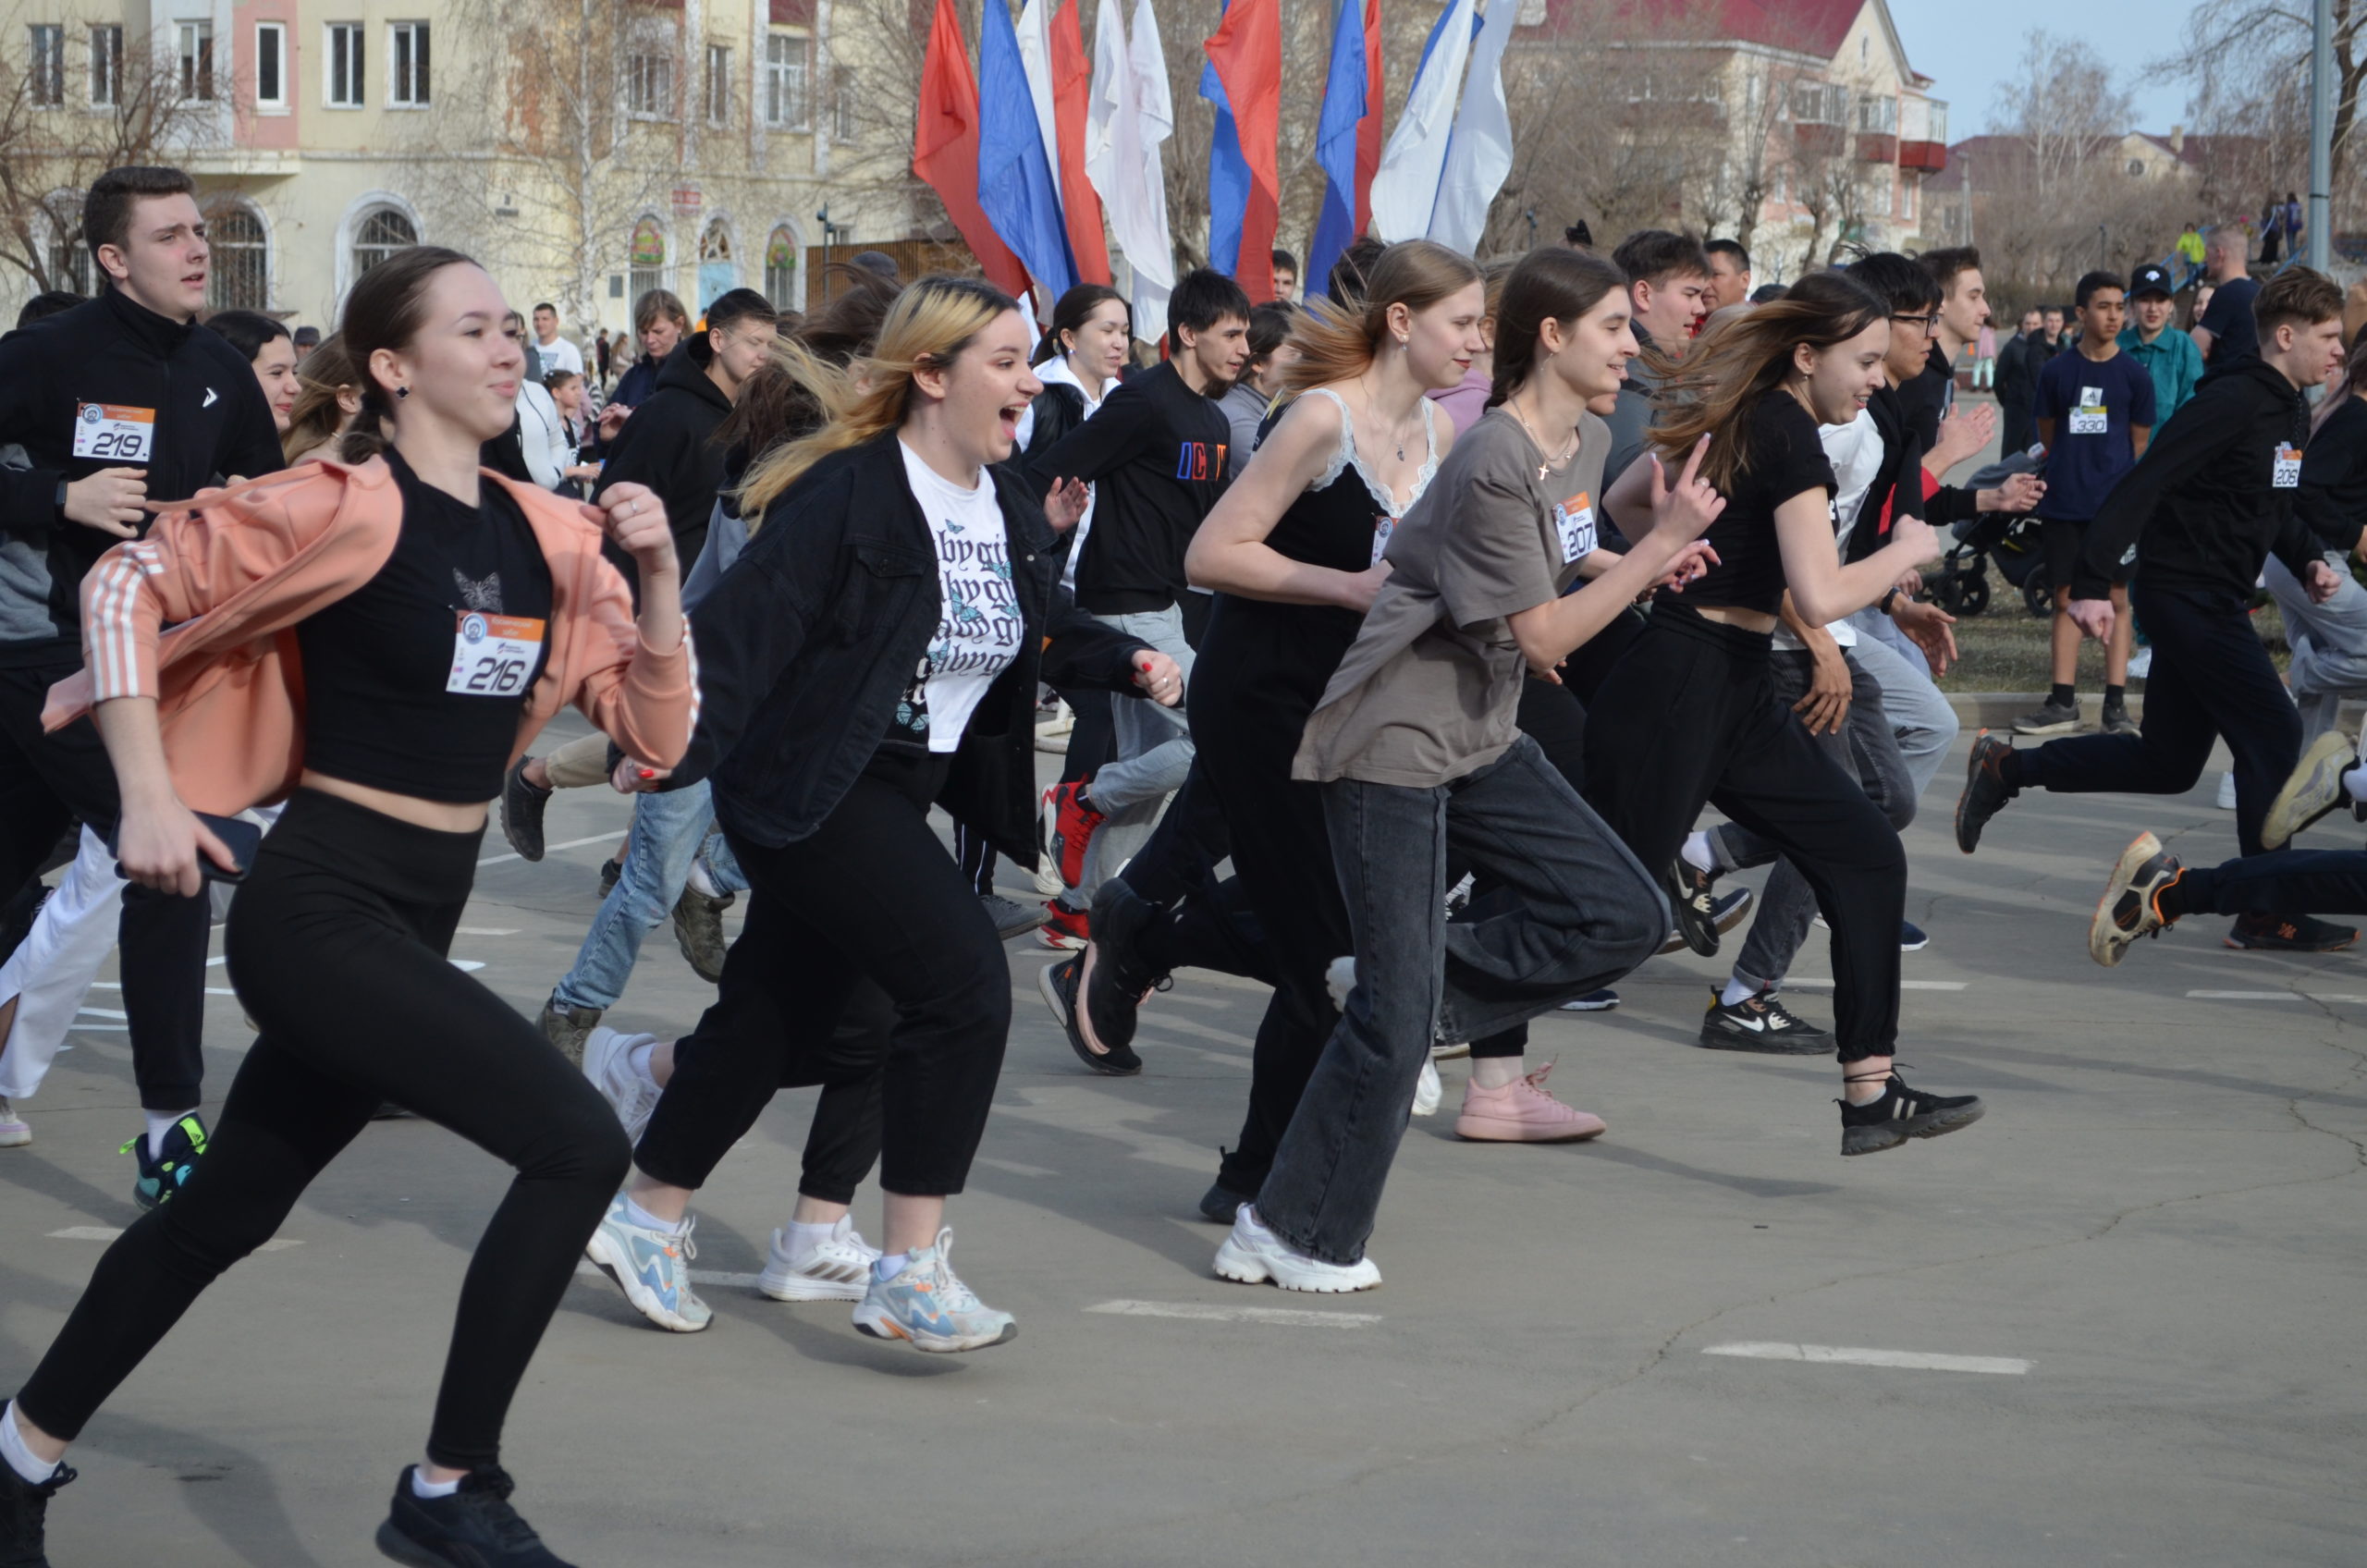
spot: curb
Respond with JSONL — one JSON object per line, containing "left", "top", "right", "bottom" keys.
{"left": 1941, "top": 692, "right": 2360, "bottom": 729}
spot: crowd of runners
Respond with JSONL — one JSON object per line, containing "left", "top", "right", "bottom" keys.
{"left": 5, "top": 163, "right": 2367, "bottom": 1566}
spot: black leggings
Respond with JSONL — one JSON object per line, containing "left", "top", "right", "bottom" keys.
{"left": 635, "top": 750, "right": 1008, "bottom": 1198}
{"left": 15, "top": 790, "right": 629, "bottom": 1470}
{"left": 1584, "top": 606, "right": 1905, "bottom": 1061}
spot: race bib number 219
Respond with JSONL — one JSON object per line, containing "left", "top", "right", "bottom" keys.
{"left": 72, "top": 402, "right": 153, "bottom": 461}
{"left": 448, "top": 611, "right": 545, "bottom": 696}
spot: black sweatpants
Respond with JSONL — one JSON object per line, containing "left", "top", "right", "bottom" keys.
{"left": 635, "top": 750, "right": 1008, "bottom": 1198}
{"left": 1584, "top": 606, "right": 1905, "bottom": 1061}
{"left": 2169, "top": 849, "right": 2367, "bottom": 916}
{"left": 0, "top": 661, "right": 209, "bottom": 1109}
{"left": 2016, "top": 582, "right": 2297, "bottom": 863}
{"left": 15, "top": 790, "right": 629, "bottom": 1469}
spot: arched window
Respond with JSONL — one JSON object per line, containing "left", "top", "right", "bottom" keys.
{"left": 207, "top": 203, "right": 268, "bottom": 311}
{"left": 764, "top": 226, "right": 798, "bottom": 310}
{"left": 697, "top": 219, "right": 737, "bottom": 310}
{"left": 699, "top": 220, "right": 731, "bottom": 263}
{"left": 629, "top": 217, "right": 667, "bottom": 306}
{"left": 352, "top": 207, "right": 417, "bottom": 278}
{"left": 2127, "top": 159, "right": 2145, "bottom": 178}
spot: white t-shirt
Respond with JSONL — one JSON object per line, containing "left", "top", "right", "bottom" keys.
{"left": 894, "top": 440, "right": 1025, "bottom": 753}
{"left": 535, "top": 335, "right": 585, "bottom": 377}
{"left": 1772, "top": 411, "right": 1882, "bottom": 652}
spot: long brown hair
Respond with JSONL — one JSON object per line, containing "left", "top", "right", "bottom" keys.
{"left": 283, "top": 332, "right": 358, "bottom": 462}
{"left": 1279, "top": 239, "right": 1483, "bottom": 398}
{"left": 2314, "top": 320, "right": 2367, "bottom": 435}
{"left": 1648, "top": 271, "right": 1886, "bottom": 493}
{"left": 1488, "top": 246, "right": 1627, "bottom": 410}
{"left": 337, "top": 244, "right": 480, "bottom": 462}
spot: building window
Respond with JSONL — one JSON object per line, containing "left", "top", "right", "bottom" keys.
{"left": 2127, "top": 158, "right": 2145, "bottom": 178}
{"left": 764, "top": 225, "right": 796, "bottom": 309}
{"left": 352, "top": 206, "right": 416, "bottom": 277}
{"left": 207, "top": 204, "right": 268, "bottom": 310}
{"left": 48, "top": 230, "right": 90, "bottom": 293}
{"left": 704, "top": 43, "right": 730, "bottom": 125}
{"left": 629, "top": 217, "right": 667, "bottom": 304}
{"left": 1898, "top": 178, "right": 1916, "bottom": 223}
{"left": 764, "top": 33, "right": 808, "bottom": 130}
{"left": 626, "top": 46, "right": 673, "bottom": 118}
{"left": 254, "top": 22, "right": 286, "bottom": 109}
{"left": 29, "top": 25, "right": 64, "bottom": 106}
{"left": 1856, "top": 95, "right": 1895, "bottom": 134}
{"left": 388, "top": 22, "right": 428, "bottom": 105}
{"left": 830, "top": 64, "right": 854, "bottom": 141}
{"left": 325, "top": 23, "right": 363, "bottom": 106}
{"left": 88, "top": 24, "right": 119, "bottom": 105}
{"left": 177, "top": 19, "right": 214, "bottom": 102}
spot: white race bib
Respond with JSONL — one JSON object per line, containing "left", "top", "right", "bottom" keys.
{"left": 1370, "top": 511, "right": 1394, "bottom": 567}
{"left": 1553, "top": 491, "right": 1597, "bottom": 564}
{"left": 447, "top": 611, "right": 545, "bottom": 697}
{"left": 2067, "top": 386, "right": 2106, "bottom": 435}
{"left": 71, "top": 402, "right": 154, "bottom": 462}
{"left": 2273, "top": 443, "right": 2303, "bottom": 489}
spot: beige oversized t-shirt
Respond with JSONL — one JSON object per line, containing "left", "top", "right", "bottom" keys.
{"left": 1292, "top": 408, "right": 1610, "bottom": 788}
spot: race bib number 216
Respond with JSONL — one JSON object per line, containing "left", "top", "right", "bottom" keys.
{"left": 71, "top": 402, "right": 154, "bottom": 461}
{"left": 448, "top": 611, "right": 545, "bottom": 696}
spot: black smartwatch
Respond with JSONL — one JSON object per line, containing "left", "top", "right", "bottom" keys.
{"left": 53, "top": 477, "right": 69, "bottom": 521}
{"left": 1879, "top": 586, "right": 1900, "bottom": 615}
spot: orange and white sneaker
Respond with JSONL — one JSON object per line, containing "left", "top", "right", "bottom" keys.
{"left": 1453, "top": 1061, "right": 1606, "bottom": 1143}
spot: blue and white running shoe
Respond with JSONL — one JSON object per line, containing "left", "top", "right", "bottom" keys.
{"left": 584, "top": 1194, "right": 711, "bottom": 1333}
{"left": 852, "top": 1229, "right": 1016, "bottom": 1353}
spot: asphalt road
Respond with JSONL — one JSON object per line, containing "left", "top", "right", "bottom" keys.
{"left": 5, "top": 721, "right": 2363, "bottom": 1567}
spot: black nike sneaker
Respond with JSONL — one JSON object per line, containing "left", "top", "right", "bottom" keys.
{"left": 1663, "top": 860, "right": 1723, "bottom": 956}
{"left": 1838, "top": 1074, "right": 1986, "bottom": 1157}
{"left": 1085, "top": 877, "right": 1169, "bottom": 1058}
{"left": 2225, "top": 913, "right": 2359, "bottom": 952}
{"left": 1698, "top": 989, "right": 1831, "bottom": 1054}
{"left": 1955, "top": 729, "right": 2017, "bottom": 854}
{"left": 1658, "top": 887, "right": 1753, "bottom": 956}
{"left": 498, "top": 756, "right": 550, "bottom": 862}
{"left": 1036, "top": 954, "right": 1140, "bottom": 1076}
{"left": 0, "top": 1454, "right": 73, "bottom": 1568}
{"left": 376, "top": 1465, "right": 575, "bottom": 1567}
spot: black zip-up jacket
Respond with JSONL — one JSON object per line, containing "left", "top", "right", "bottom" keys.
{"left": 2297, "top": 393, "right": 2367, "bottom": 555}
{"left": 593, "top": 343, "right": 731, "bottom": 593}
{"left": 1031, "top": 361, "right": 1230, "bottom": 615}
{"left": 2077, "top": 358, "right": 2318, "bottom": 603}
{"left": 0, "top": 287, "right": 281, "bottom": 667}
{"left": 672, "top": 433, "right": 1157, "bottom": 861}
{"left": 1843, "top": 384, "right": 1981, "bottom": 563}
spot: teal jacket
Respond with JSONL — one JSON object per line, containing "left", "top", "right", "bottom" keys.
{"left": 2118, "top": 325, "right": 2204, "bottom": 424}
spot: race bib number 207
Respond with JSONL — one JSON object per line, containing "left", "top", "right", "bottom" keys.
{"left": 448, "top": 611, "right": 545, "bottom": 696}
{"left": 72, "top": 402, "right": 154, "bottom": 461}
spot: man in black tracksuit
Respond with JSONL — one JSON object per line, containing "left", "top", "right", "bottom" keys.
{"left": 0, "top": 167, "right": 281, "bottom": 1189}
{"left": 1956, "top": 267, "right": 2356, "bottom": 952}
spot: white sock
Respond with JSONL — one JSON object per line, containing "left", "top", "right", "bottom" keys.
{"left": 1719, "top": 976, "right": 1759, "bottom": 1008}
{"left": 684, "top": 859, "right": 721, "bottom": 900}
{"left": 622, "top": 1195, "right": 683, "bottom": 1234}
{"left": 2344, "top": 761, "right": 2367, "bottom": 802}
{"left": 410, "top": 1464, "right": 462, "bottom": 1500}
{"left": 0, "top": 1403, "right": 58, "bottom": 1486}
{"left": 784, "top": 1218, "right": 842, "bottom": 1258}
{"left": 1681, "top": 830, "right": 1717, "bottom": 876}
{"left": 626, "top": 1041, "right": 656, "bottom": 1081}
{"left": 144, "top": 1108, "right": 195, "bottom": 1159}
{"left": 873, "top": 1249, "right": 914, "bottom": 1282}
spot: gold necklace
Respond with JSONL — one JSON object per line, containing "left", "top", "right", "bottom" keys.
{"left": 1507, "top": 395, "right": 1577, "bottom": 481}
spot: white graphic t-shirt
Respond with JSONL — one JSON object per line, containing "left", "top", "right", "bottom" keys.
{"left": 894, "top": 440, "right": 1025, "bottom": 752}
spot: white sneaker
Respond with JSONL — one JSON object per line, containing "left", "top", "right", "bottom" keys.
{"left": 852, "top": 1229, "right": 1017, "bottom": 1352}
{"left": 1213, "top": 1205, "right": 1380, "bottom": 1292}
{"left": 584, "top": 1194, "right": 712, "bottom": 1332}
{"left": 757, "top": 1216, "right": 881, "bottom": 1303}
{"left": 0, "top": 1096, "right": 29, "bottom": 1148}
{"left": 1411, "top": 1057, "right": 1442, "bottom": 1117}
{"left": 583, "top": 1026, "right": 663, "bottom": 1145}
{"left": 2216, "top": 770, "right": 2238, "bottom": 811}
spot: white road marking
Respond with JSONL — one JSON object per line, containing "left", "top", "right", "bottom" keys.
{"left": 1086, "top": 1298, "right": 1380, "bottom": 1329}
{"left": 2187, "top": 989, "right": 2367, "bottom": 1003}
{"left": 455, "top": 927, "right": 520, "bottom": 936}
{"left": 1783, "top": 979, "right": 1968, "bottom": 992}
{"left": 974, "top": 1157, "right": 1059, "bottom": 1177}
{"left": 76, "top": 1007, "right": 129, "bottom": 1019}
{"left": 478, "top": 833, "right": 621, "bottom": 869}
{"left": 69, "top": 1024, "right": 128, "bottom": 1032}
{"left": 51, "top": 1226, "right": 300, "bottom": 1252}
{"left": 92, "top": 983, "right": 239, "bottom": 996}
{"left": 573, "top": 1260, "right": 761, "bottom": 1289}
{"left": 1702, "top": 1341, "right": 2029, "bottom": 1375}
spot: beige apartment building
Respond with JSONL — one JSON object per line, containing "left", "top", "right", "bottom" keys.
{"left": 1, "top": 0, "right": 931, "bottom": 339}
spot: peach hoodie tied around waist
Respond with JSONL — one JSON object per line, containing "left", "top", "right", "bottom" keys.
{"left": 42, "top": 455, "right": 699, "bottom": 817}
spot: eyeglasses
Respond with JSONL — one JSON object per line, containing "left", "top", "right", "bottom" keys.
{"left": 1890, "top": 312, "right": 1942, "bottom": 333}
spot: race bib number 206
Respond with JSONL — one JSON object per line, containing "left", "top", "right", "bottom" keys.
{"left": 72, "top": 402, "right": 154, "bottom": 461}
{"left": 448, "top": 611, "right": 545, "bottom": 696}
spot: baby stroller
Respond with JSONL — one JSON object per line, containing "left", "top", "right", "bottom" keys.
{"left": 1921, "top": 446, "right": 2053, "bottom": 619}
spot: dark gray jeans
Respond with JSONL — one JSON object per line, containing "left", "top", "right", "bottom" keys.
{"left": 1255, "top": 736, "right": 1666, "bottom": 1265}
{"left": 1709, "top": 649, "right": 1914, "bottom": 993}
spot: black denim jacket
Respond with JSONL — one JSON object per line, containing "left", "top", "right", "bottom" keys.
{"left": 673, "top": 432, "right": 1151, "bottom": 861}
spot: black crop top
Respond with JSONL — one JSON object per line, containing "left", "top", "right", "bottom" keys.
{"left": 1662, "top": 393, "right": 1837, "bottom": 617}
{"left": 297, "top": 451, "right": 555, "bottom": 802}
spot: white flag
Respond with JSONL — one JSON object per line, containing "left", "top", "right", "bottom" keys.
{"left": 1015, "top": 0, "right": 1063, "bottom": 226}
{"left": 1085, "top": 0, "right": 1174, "bottom": 342}
{"left": 1369, "top": 0, "right": 1476, "bottom": 243}
{"left": 1428, "top": 0, "right": 1516, "bottom": 254}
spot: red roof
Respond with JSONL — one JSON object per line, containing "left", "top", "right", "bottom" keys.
{"left": 1526, "top": 0, "right": 1869, "bottom": 59}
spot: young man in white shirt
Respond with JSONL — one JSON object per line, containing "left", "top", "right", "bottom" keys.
{"left": 531, "top": 301, "right": 584, "bottom": 377}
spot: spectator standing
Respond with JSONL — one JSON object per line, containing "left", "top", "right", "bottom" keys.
{"left": 531, "top": 302, "right": 583, "bottom": 377}
{"left": 1703, "top": 239, "right": 1753, "bottom": 311}
{"left": 595, "top": 326, "right": 612, "bottom": 386}
{"left": 613, "top": 289, "right": 689, "bottom": 414}
{"left": 2175, "top": 221, "right": 2207, "bottom": 289}
{"left": 2119, "top": 263, "right": 2204, "bottom": 423}
{"left": 1270, "top": 250, "right": 1299, "bottom": 303}
{"left": 2193, "top": 227, "right": 2261, "bottom": 367}
{"left": 1997, "top": 308, "right": 2046, "bottom": 453}
{"left": 2260, "top": 195, "right": 2286, "bottom": 265}
{"left": 1973, "top": 320, "right": 1997, "bottom": 388}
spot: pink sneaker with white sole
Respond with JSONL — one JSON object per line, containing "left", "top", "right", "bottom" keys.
{"left": 1453, "top": 1062, "right": 1606, "bottom": 1143}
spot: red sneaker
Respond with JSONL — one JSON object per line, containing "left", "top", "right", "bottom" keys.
{"left": 1039, "top": 900, "right": 1090, "bottom": 950}
{"left": 1047, "top": 779, "right": 1107, "bottom": 888}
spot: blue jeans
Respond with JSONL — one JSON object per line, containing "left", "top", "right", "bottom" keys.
{"left": 1256, "top": 737, "right": 1666, "bottom": 1265}
{"left": 553, "top": 780, "right": 747, "bottom": 1013}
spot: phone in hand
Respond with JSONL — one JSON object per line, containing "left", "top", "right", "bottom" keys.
{"left": 106, "top": 811, "right": 264, "bottom": 886}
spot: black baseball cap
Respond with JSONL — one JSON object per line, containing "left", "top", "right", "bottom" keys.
{"left": 2130, "top": 263, "right": 2173, "bottom": 300}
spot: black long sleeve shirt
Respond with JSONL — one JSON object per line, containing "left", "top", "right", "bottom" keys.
{"left": 2297, "top": 393, "right": 2367, "bottom": 555}
{"left": 1029, "top": 361, "right": 1230, "bottom": 615}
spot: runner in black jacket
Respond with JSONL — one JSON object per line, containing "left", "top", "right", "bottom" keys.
{"left": 1956, "top": 268, "right": 2357, "bottom": 953}
{"left": 0, "top": 166, "right": 280, "bottom": 1197}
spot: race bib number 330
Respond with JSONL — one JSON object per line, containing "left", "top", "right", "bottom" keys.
{"left": 72, "top": 402, "right": 154, "bottom": 461}
{"left": 448, "top": 611, "right": 545, "bottom": 696}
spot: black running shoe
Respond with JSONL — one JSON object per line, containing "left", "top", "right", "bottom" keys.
{"left": 1698, "top": 990, "right": 1831, "bottom": 1054}
{"left": 1838, "top": 1074, "right": 1986, "bottom": 1157}
{"left": 2225, "top": 913, "right": 2360, "bottom": 952}
{"left": 1035, "top": 955, "right": 1140, "bottom": 1076}
{"left": 1658, "top": 887, "right": 1754, "bottom": 955}
{"left": 1955, "top": 730, "right": 2017, "bottom": 854}
{"left": 498, "top": 757, "right": 550, "bottom": 862}
{"left": 122, "top": 1114, "right": 206, "bottom": 1211}
{"left": 2090, "top": 832, "right": 2183, "bottom": 967}
{"left": 1085, "top": 877, "right": 1167, "bottom": 1058}
{"left": 376, "top": 1465, "right": 575, "bottom": 1568}
{"left": 1663, "top": 860, "right": 1723, "bottom": 956}
{"left": 0, "top": 1455, "right": 73, "bottom": 1567}
{"left": 597, "top": 858, "right": 621, "bottom": 900}
{"left": 1197, "top": 1181, "right": 1253, "bottom": 1224}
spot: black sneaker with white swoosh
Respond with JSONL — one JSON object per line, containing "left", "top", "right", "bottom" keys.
{"left": 1697, "top": 989, "right": 1831, "bottom": 1054}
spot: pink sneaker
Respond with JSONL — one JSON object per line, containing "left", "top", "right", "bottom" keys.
{"left": 1453, "top": 1062, "right": 1606, "bottom": 1143}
